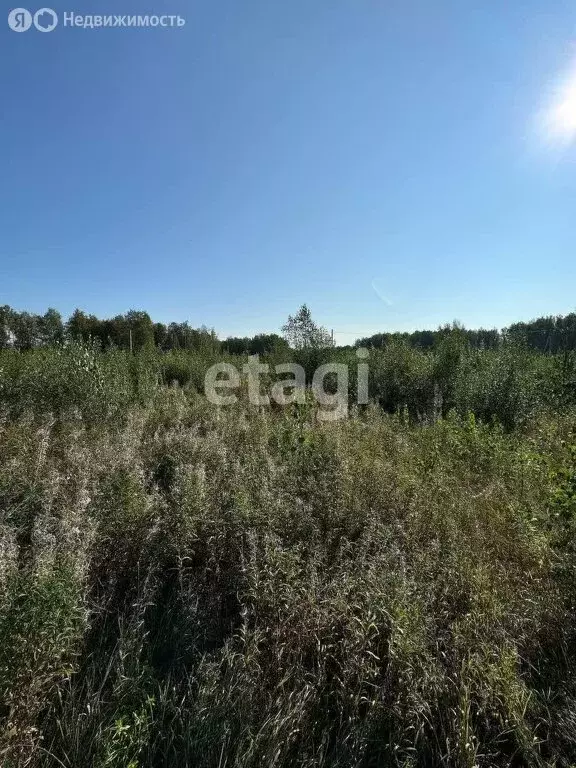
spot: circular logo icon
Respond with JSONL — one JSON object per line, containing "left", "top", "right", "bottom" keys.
{"left": 8, "top": 8, "right": 32, "bottom": 31}
{"left": 33, "top": 7, "right": 57, "bottom": 31}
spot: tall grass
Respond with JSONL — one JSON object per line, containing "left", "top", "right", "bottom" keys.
{"left": 0, "top": 342, "right": 575, "bottom": 766}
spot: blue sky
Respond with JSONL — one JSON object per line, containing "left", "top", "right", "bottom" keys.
{"left": 2, "top": 0, "right": 576, "bottom": 344}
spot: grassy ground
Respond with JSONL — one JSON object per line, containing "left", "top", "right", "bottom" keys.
{"left": 0, "top": 344, "right": 575, "bottom": 767}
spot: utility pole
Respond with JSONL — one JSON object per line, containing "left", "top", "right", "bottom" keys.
{"left": 129, "top": 329, "right": 133, "bottom": 354}
{"left": 331, "top": 328, "right": 334, "bottom": 346}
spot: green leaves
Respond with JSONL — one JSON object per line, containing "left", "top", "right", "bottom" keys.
{"left": 282, "top": 305, "right": 333, "bottom": 350}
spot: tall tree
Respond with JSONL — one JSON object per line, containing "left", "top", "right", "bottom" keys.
{"left": 12, "top": 311, "right": 39, "bottom": 350}
{"left": 67, "top": 309, "right": 100, "bottom": 344}
{"left": 0, "top": 305, "right": 15, "bottom": 348}
{"left": 38, "top": 308, "right": 64, "bottom": 346}
{"left": 282, "top": 305, "right": 333, "bottom": 350}
{"left": 124, "top": 310, "right": 155, "bottom": 351}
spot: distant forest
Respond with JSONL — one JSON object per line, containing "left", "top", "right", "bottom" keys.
{"left": 357, "top": 312, "right": 576, "bottom": 353}
{"left": 1, "top": 304, "right": 576, "bottom": 354}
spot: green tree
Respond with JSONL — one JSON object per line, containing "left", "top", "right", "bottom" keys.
{"left": 282, "top": 305, "right": 333, "bottom": 350}
{"left": 12, "top": 311, "right": 40, "bottom": 350}
{"left": 124, "top": 310, "right": 155, "bottom": 352}
{"left": 67, "top": 309, "right": 101, "bottom": 344}
{"left": 153, "top": 322, "right": 169, "bottom": 350}
{"left": 250, "top": 334, "right": 289, "bottom": 355}
{"left": 38, "top": 308, "right": 64, "bottom": 346}
{"left": 223, "top": 337, "right": 251, "bottom": 355}
{"left": 0, "top": 305, "right": 15, "bottom": 348}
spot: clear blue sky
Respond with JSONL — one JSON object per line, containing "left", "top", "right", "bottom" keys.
{"left": 2, "top": 0, "right": 576, "bottom": 344}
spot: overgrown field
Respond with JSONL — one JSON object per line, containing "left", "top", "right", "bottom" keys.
{"left": 1, "top": 341, "right": 576, "bottom": 767}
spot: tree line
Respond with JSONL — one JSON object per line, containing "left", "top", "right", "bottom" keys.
{"left": 357, "top": 313, "right": 576, "bottom": 352}
{"left": 0, "top": 306, "right": 289, "bottom": 355}
{"left": 1, "top": 303, "right": 576, "bottom": 354}
{"left": 0, "top": 306, "right": 215, "bottom": 352}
